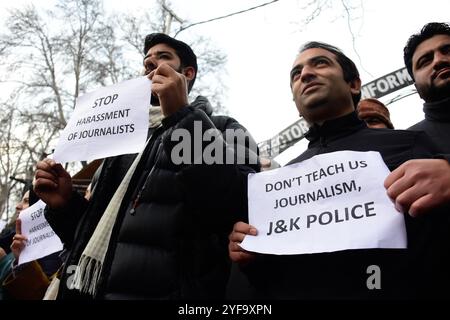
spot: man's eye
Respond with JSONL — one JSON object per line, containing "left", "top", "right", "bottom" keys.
{"left": 315, "top": 59, "right": 328, "bottom": 66}
{"left": 417, "top": 57, "right": 431, "bottom": 69}
{"left": 291, "top": 69, "right": 302, "bottom": 82}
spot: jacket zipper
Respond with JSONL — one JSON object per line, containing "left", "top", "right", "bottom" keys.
{"left": 129, "top": 142, "right": 162, "bottom": 215}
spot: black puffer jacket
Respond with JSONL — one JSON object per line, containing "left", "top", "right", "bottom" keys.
{"left": 46, "top": 97, "right": 259, "bottom": 299}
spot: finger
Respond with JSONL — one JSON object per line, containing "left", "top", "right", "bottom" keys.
{"left": 13, "top": 234, "right": 27, "bottom": 242}
{"left": 233, "top": 221, "right": 258, "bottom": 236}
{"left": 35, "top": 169, "right": 58, "bottom": 184}
{"left": 36, "top": 159, "right": 58, "bottom": 176}
{"left": 229, "top": 231, "right": 246, "bottom": 243}
{"left": 11, "top": 240, "right": 21, "bottom": 251}
{"left": 409, "top": 194, "right": 439, "bottom": 217}
{"left": 230, "top": 249, "right": 249, "bottom": 262}
{"left": 151, "top": 82, "right": 167, "bottom": 96}
{"left": 150, "top": 74, "right": 168, "bottom": 85}
{"left": 384, "top": 164, "right": 406, "bottom": 189}
{"left": 230, "top": 250, "right": 255, "bottom": 264}
{"left": 154, "top": 63, "right": 177, "bottom": 76}
{"left": 16, "top": 219, "right": 22, "bottom": 235}
{"left": 34, "top": 178, "right": 58, "bottom": 191}
{"left": 147, "top": 70, "right": 156, "bottom": 80}
{"left": 395, "top": 184, "right": 428, "bottom": 214}
{"left": 44, "top": 157, "right": 56, "bottom": 164}
{"left": 229, "top": 241, "right": 244, "bottom": 253}
{"left": 51, "top": 163, "right": 70, "bottom": 178}
{"left": 36, "top": 158, "right": 55, "bottom": 170}
{"left": 11, "top": 240, "right": 26, "bottom": 258}
{"left": 385, "top": 173, "right": 415, "bottom": 202}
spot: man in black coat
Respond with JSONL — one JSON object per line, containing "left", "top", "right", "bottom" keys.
{"left": 404, "top": 22, "right": 450, "bottom": 154}
{"left": 34, "top": 33, "right": 259, "bottom": 299}
{"left": 229, "top": 41, "right": 450, "bottom": 299}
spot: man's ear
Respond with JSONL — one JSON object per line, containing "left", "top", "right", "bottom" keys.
{"left": 349, "top": 77, "right": 361, "bottom": 96}
{"left": 182, "top": 66, "right": 196, "bottom": 82}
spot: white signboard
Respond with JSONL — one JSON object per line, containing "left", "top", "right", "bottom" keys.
{"left": 18, "top": 200, "right": 63, "bottom": 265}
{"left": 241, "top": 151, "right": 407, "bottom": 255}
{"left": 53, "top": 76, "right": 151, "bottom": 163}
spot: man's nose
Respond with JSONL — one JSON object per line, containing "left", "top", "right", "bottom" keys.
{"left": 300, "top": 65, "right": 316, "bottom": 82}
{"left": 432, "top": 51, "right": 450, "bottom": 70}
{"left": 145, "top": 57, "right": 158, "bottom": 72}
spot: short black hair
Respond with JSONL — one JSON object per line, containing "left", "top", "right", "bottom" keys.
{"left": 299, "top": 41, "right": 361, "bottom": 107}
{"left": 403, "top": 22, "right": 450, "bottom": 80}
{"left": 143, "top": 33, "right": 198, "bottom": 92}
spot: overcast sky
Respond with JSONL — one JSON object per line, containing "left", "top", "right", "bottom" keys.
{"left": 1, "top": 0, "right": 449, "bottom": 164}
{"left": 169, "top": 0, "right": 449, "bottom": 163}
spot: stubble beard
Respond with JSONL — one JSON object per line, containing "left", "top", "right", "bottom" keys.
{"left": 427, "top": 78, "right": 450, "bottom": 103}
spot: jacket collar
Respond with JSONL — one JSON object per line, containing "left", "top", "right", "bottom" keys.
{"left": 305, "top": 111, "right": 366, "bottom": 144}
{"left": 160, "top": 95, "right": 214, "bottom": 129}
{"left": 190, "top": 95, "right": 213, "bottom": 116}
{"left": 423, "top": 96, "right": 450, "bottom": 122}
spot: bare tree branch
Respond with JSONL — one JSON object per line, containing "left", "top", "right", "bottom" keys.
{"left": 340, "top": 0, "right": 373, "bottom": 77}
{"left": 0, "top": 0, "right": 231, "bottom": 219}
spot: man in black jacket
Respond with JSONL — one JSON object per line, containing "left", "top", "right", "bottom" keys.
{"left": 34, "top": 33, "right": 259, "bottom": 299}
{"left": 396, "top": 22, "right": 450, "bottom": 221}
{"left": 229, "top": 41, "right": 450, "bottom": 299}
{"left": 404, "top": 22, "right": 450, "bottom": 154}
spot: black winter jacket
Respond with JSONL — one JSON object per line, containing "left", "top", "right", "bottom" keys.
{"left": 409, "top": 96, "right": 450, "bottom": 158}
{"left": 46, "top": 97, "right": 259, "bottom": 300}
{"left": 243, "top": 112, "right": 450, "bottom": 299}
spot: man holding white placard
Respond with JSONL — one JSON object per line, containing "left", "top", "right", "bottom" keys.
{"left": 229, "top": 41, "right": 450, "bottom": 299}
{"left": 2, "top": 186, "right": 63, "bottom": 299}
{"left": 34, "top": 33, "right": 259, "bottom": 300}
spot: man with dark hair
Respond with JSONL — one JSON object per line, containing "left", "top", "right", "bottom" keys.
{"left": 143, "top": 33, "right": 198, "bottom": 100}
{"left": 34, "top": 33, "right": 259, "bottom": 300}
{"left": 290, "top": 41, "right": 362, "bottom": 109}
{"left": 404, "top": 22, "right": 450, "bottom": 153}
{"left": 391, "top": 22, "right": 450, "bottom": 226}
{"left": 229, "top": 41, "right": 450, "bottom": 299}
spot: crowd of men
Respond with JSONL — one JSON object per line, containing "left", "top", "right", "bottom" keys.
{"left": 0, "top": 22, "right": 449, "bottom": 300}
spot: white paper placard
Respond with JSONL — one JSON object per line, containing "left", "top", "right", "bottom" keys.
{"left": 18, "top": 200, "right": 63, "bottom": 265}
{"left": 241, "top": 150, "right": 407, "bottom": 255}
{"left": 53, "top": 76, "right": 151, "bottom": 163}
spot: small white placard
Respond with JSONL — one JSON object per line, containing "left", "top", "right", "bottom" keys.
{"left": 18, "top": 200, "right": 63, "bottom": 265}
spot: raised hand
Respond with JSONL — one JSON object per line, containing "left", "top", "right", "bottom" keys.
{"left": 34, "top": 158, "right": 73, "bottom": 209}
{"left": 148, "top": 63, "right": 190, "bottom": 117}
